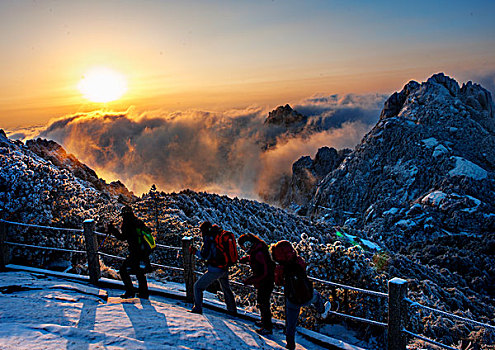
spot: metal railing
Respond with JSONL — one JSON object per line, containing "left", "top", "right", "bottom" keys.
{"left": 4, "top": 241, "right": 87, "bottom": 254}
{"left": 1, "top": 217, "right": 493, "bottom": 350}
{"left": 401, "top": 297, "right": 495, "bottom": 350}
{"left": 93, "top": 230, "right": 184, "bottom": 273}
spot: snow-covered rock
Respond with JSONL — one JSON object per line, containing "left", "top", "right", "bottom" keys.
{"left": 305, "top": 73, "right": 495, "bottom": 243}
{"left": 449, "top": 156, "right": 488, "bottom": 180}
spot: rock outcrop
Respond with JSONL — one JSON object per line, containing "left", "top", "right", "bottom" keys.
{"left": 306, "top": 73, "right": 495, "bottom": 248}
{"left": 261, "top": 104, "right": 316, "bottom": 150}
{"left": 264, "top": 104, "right": 308, "bottom": 128}
{"left": 282, "top": 147, "right": 350, "bottom": 210}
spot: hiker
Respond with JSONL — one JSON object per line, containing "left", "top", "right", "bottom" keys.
{"left": 189, "top": 221, "right": 237, "bottom": 316}
{"left": 107, "top": 206, "right": 151, "bottom": 299}
{"left": 270, "top": 240, "right": 330, "bottom": 350}
{"left": 238, "top": 233, "right": 275, "bottom": 335}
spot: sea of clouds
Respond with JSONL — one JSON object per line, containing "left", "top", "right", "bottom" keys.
{"left": 11, "top": 93, "right": 387, "bottom": 201}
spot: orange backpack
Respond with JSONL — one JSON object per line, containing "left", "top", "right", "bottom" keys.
{"left": 214, "top": 230, "right": 238, "bottom": 268}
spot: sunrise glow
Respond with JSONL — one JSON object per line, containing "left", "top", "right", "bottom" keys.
{"left": 78, "top": 67, "right": 127, "bottom": 103}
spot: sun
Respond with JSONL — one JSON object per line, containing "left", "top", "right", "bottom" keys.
{"left": 78, "top": 67, "right": 127, "bottom": 103}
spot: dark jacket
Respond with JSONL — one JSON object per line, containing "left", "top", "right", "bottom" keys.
{"left": 274, "top": 255, "right": 306, "bottom": 287}
{"left": 240, "top": 241, "right": 275, "bottom": 288}
{"left": 111, "top": 215, "right": 147, "bottom": 259}
{"left": 274, "top": 255, "right": 314, "bottom": 304}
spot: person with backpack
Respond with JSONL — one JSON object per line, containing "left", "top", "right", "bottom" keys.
{"left": 107, "top": 206, "right": 153, "bottom": 299}
{"left": 270, "top": 240, "right": 331, "bottom": 350}
{"left": 189, "top": 222, "right": 238, "bottom": 316}
{"left": 238, "top": 233, "right": 275, "bottom": 335}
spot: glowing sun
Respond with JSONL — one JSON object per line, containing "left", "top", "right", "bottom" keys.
{"left": 78, "top": 67, "right": 127, "bottom": 103}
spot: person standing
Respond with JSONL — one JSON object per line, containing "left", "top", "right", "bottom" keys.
{"left": 270, "top": 240, "right": 330, "bottom": 350}
{"left": 238, "top": 233, "right": 275, "bottom": 335}
{"left": 108, "top": 206, "right": 151, "bottom": 299}
{"left": 190, "top": 222, "right": 237, "bottom": 316}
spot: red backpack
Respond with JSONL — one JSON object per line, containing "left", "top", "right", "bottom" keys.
{"left": 214, "top": 230, "right": 238, "bottom": 268}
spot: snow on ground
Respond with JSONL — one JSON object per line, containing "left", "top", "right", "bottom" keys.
{"left": 449, "top": 156, "right": 488, "bottom": 180}
{"left": 0, "top": 270, "right": 323, "bottom": 350}
{"left": 421, "top": 190, "right": 447, "bottom": 206}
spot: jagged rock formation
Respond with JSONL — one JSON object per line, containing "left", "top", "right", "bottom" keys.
{"left": 307, "top": 73, "right": 495, "bottom": 247}
{"left": 0, "top": 131, "right": 123, "bottom": 227}
{"left": 260, "top": 104, "right": 316, "bottom": 150}
{"left": 282, "top": 147, "right": 351, "bottom": 210}
{"left": 264, "top": 104, "right": 308, "bottom": 128}
{"left": 0, "top": 130, "right": 124, "bottom": 269}
{"left": 26, "top": 138, "right": 135, "bottom": 203}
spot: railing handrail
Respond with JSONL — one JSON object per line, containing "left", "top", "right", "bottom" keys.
{"left": 402, "top": 329, "right": 458, "bottom": 350}
{"left": 5, "top": 241, "right": 86, "bottom": 254}
{"left": 405, "top": 298, "right": 495, "bottom": 331}
{"left": 1, "top": 220, "right": 184, "bottom": 253}
{"left": 156, "top": 243, "right": 182, "bottom": 251}
{"left": 1, "top": 219, "right": 387, "bottom": 297}
{"left": 97, "top": 251, "right": 185, "bottom": 273}
{"left": 0, "top": 219, "right": 83, "bottom": 233}
{"left": 95, "top": 231, "right": 182, "bottom": 251}
{"left": 309, "top": 276, "right": 388, "bottom": 298}
{"left": 327, "top": 310, "right": 387, "bottom": 328}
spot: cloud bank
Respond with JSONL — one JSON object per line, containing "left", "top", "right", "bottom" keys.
{"left": 36, "top": 94, "right": 387, "bottom": 201}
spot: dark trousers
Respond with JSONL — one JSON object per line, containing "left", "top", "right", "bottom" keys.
{"left": 257, "top": 280, "right": 274, "bottom": 329}
{"left": 120, "top": 255, "right": 149, "bottom": 296}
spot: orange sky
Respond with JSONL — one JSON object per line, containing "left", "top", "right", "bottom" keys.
{"left": 1, "top": 1, "right": 494, "bottom": 128}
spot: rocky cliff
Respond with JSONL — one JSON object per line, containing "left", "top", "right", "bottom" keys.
{"left": 305, "top": 73, "right": 495, "bottom": 248}
{"left": 280, "top": 73, "right": 495, "bottom": 348}
{"left": 282, "top": 146, "right": 350, "bottom": 211}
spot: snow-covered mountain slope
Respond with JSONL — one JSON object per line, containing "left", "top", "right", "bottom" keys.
{"left": 0, "top": 129, "right": 121, "bottom": 228}
{"left": 0, "top": 270, "right": 321, "bottom": 350}
{"left": 306, "top": 73, "right": 495, "bottom": 246}
{"left": 26, "top": 138, "right": 135, "bottom": 203}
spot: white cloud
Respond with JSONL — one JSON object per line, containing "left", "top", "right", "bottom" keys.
{"left": 34, "top": 94, "right": 386, "bottom": 199}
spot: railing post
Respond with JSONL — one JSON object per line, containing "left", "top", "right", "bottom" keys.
{"left": 182, "top": 236, "right": 196, "bottom": 302}
{"left": 344, "top": 289, "right": 349, "bottom": 313}
{"left": 83, "top": 219, "right": 100, "bottom": 285}
{"left": 388, "top": 277, "right": 408, "bottom": 350}
{"left": 0, "top": 210, "right": 7, "bottom": 271}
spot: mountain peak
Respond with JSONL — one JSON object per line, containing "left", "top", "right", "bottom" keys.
{"left": 305, "top": 73, "right": 495, "bottom": 248}
{"left": 264, "top": 104, "right": 308, "bottom": 127}
{"left": 380, "top": 73, "right": 494, "bottom": 122}
{"left": 380, "top": 80, "right": 420, "bottom": 119}
{"left": 426, "top": 72, "right": 460, "bottom": 95}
